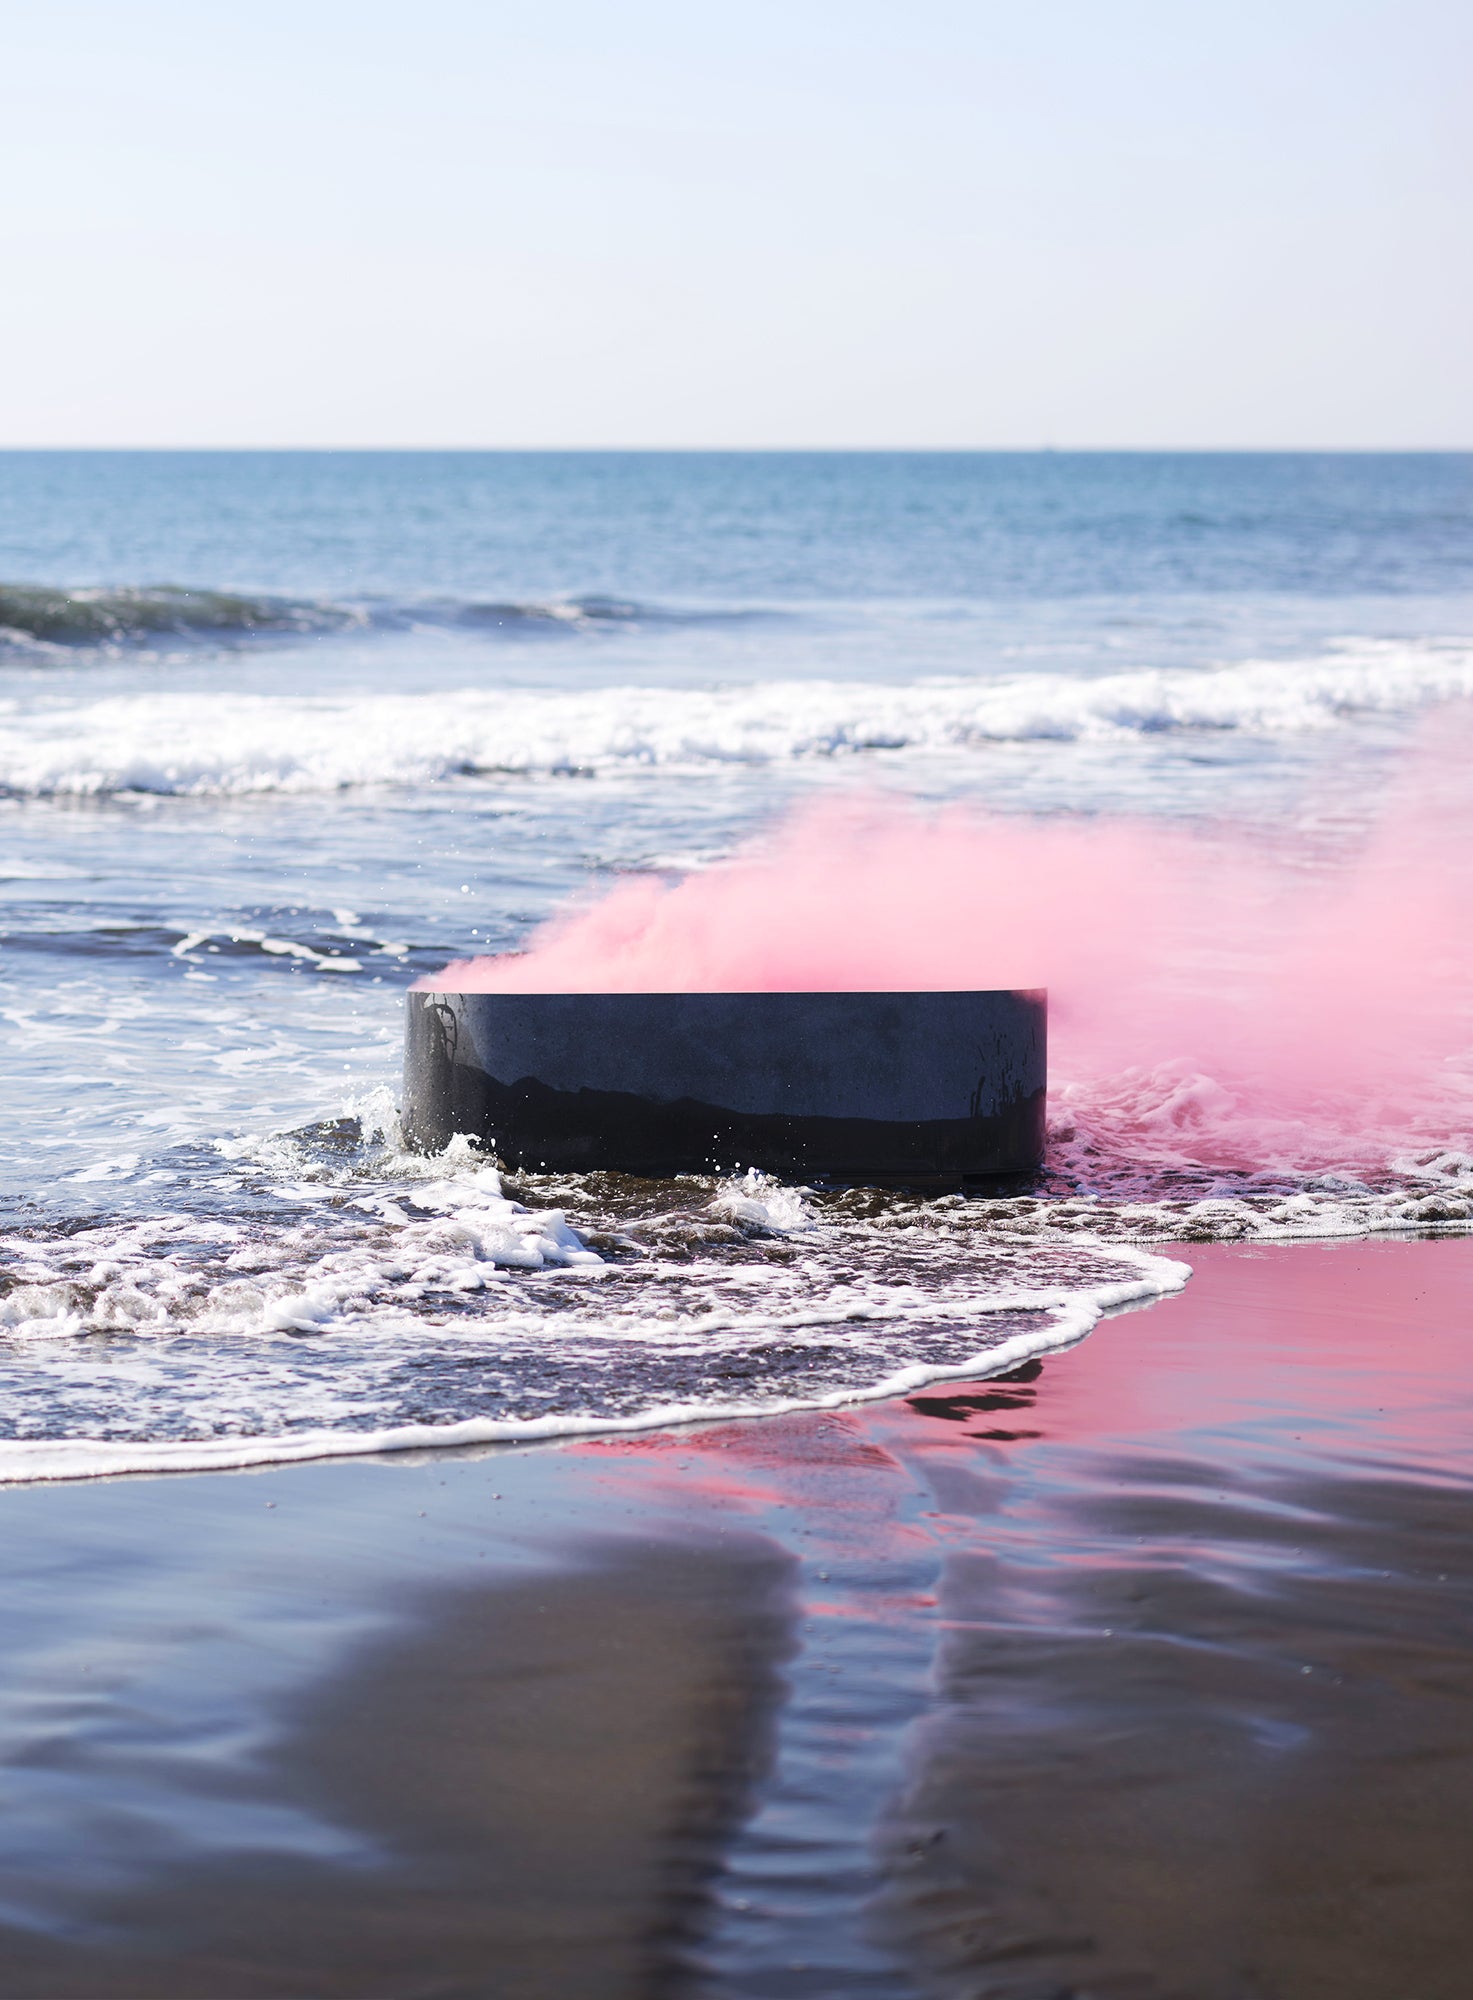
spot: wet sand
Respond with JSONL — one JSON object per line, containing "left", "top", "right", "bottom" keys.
{"left": 1, "top": 1237, "right": 1470, "bottom": 1998}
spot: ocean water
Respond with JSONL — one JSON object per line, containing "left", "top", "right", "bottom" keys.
{"left": 1, "top": 450, "right": 1470, "bottom": 1481}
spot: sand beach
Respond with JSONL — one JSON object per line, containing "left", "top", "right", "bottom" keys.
{"left": 1, "top": 1235, "right": 1469, "bottom": 1999}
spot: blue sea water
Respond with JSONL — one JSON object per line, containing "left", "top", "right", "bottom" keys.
{"left": 1, "top": 451, "right": 1470, "bottom": 1477}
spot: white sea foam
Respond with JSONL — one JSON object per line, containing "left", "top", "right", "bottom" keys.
{"left": 5, "top": 1076, "right": 1469, "bottom": 1486}
{"left": 0, "top": 1253, "right": 1185, "bottom": 1485}
{"left": 0, "top": 1278, "right": 1169, "bottom": 1487}
{"left": 8, "top": 1091, "right": 1469, "bottom": 1490}
{"left": 0, "top": 1120, "right": 1192, "bottom": 1484}
{"left": 0, "top": 638, "right": 1469, "bottom": 795}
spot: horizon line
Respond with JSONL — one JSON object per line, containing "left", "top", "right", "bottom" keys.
{"left": 1, "top": 442, "right": 1470, "bottom": 456}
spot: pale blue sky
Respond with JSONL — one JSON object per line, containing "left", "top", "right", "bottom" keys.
{"left": 2, "top": 0, "right": 1468, "bottom": 446}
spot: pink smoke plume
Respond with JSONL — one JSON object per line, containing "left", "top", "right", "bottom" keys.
{"left": 419, "top": 720, "right": 1473, "bottom": 1174}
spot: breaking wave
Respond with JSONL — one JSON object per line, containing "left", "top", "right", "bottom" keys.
{"left": 0, "top": 637, "right": 1469, "bottom": 795}
{"left": 0, "top": 583, "right": 724, "bottom": 657}
{"left": 0, "top": 583, "right": 357, "bottom": 651}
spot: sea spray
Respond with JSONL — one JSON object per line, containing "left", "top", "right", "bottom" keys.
{"left": 3, "top": 636, "right": 1473, "bottom": 795}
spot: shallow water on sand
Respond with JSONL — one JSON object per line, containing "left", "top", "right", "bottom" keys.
{"left": 0, "top": 1239, "right": 1469, "bottom": 1998}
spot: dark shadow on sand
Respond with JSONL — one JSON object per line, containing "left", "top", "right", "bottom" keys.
{"left": 0, "top": 1532, "right": 796, "bottom": 2000}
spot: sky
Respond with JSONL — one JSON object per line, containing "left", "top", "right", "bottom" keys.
{"left": 1, "top": 0, "right": 1468, "bottom": 449}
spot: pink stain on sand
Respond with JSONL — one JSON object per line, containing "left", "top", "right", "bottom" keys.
{"left": 419, "top": 722, "right": 1473, "bottom": 1176}
{"left": 571, "top": 1239, "right": 1473, "bottom": 1495}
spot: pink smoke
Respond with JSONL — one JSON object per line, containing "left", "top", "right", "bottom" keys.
{"left": 419, "top": 721, "right": 1473, "bottom": 1174}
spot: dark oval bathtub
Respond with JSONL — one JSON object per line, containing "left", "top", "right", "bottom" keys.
{"left": 403, "top": 988, "right": 1046, "bottom": 1186}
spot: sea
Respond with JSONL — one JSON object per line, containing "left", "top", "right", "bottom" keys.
{"left": 1, "top": 450, "right": 1470, "bottom": 1481}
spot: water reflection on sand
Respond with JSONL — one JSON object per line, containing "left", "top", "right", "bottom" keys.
{"left": 0, "top": 1238, "right": 1469, "bottom": 1998}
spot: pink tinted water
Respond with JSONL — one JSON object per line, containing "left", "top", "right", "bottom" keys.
{"left": 578, "top": 1240, "right": 1473, "bottom": 1500}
